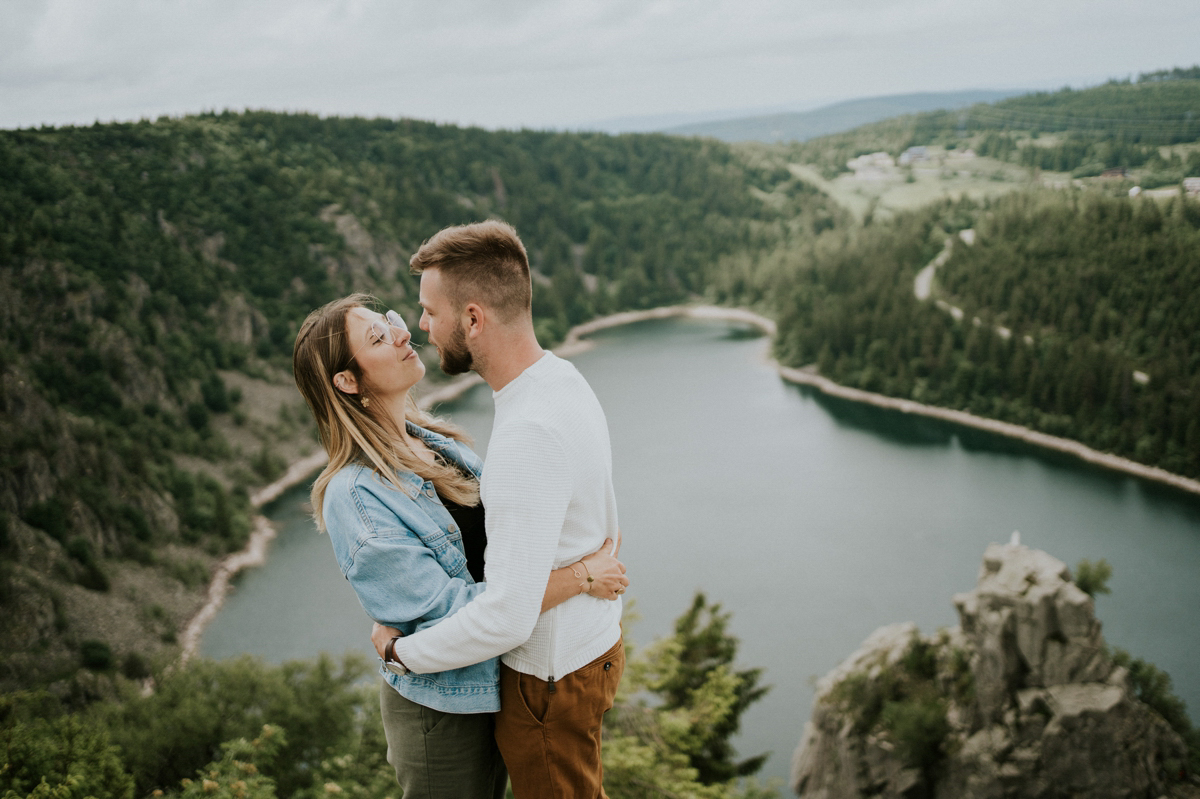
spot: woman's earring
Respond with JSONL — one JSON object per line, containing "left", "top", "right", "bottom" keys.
{"left": 361, "top": 395, "right": 371, "bottom": 408}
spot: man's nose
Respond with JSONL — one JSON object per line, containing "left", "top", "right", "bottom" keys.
{"left": 419, "top": 311, "right": 430, "bottom": 332}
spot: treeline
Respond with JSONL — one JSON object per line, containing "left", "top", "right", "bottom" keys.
{"left": 1, "top": 595, "right": 778, "bottom": 799}
{"left": 725, "top": 189, "right": 1200, "bottom": 479}
{"left": 0, "top": 111, "right": 840, "bottom": 690}
{"left": 788, "top": 68, "right": 1200, "bottom": 178}
{"left": 1137, "top": 66, "right": 1200, "bottom": 83}
{"left": 974, "top": 130, "right": 1200, "bottom": 182}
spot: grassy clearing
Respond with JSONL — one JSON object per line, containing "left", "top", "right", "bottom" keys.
{"left": 790, "top": 150, "right": 1037, "bottom": 222}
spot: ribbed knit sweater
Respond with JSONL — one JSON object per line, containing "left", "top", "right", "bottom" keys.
{"left": 392, "top": 352, "right": 623, "bottom": 680}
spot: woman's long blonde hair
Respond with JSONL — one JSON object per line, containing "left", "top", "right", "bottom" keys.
{"left": 293, "top": 293, "right": 479, "bottom": 531}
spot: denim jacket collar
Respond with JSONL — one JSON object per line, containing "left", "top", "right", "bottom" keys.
{"left": 381, "top": 421, "right": 481, "bottom": 499}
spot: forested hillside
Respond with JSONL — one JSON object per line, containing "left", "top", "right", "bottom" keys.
{"left": 0, "top": 112, "right": 841, "bottom": 692}
{"left": 791, "top": 68, "right": 1200, "bottom": 183}
{"left": 715, "top": 189, "right": 1200, "bottom": 480}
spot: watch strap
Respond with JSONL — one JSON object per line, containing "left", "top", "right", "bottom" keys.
{"left": 384, "top": 635, "right": 401, "bottom": 664}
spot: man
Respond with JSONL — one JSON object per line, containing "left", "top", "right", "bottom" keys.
{"left": 373, "top": 219, "right": 626, "bottom": 799}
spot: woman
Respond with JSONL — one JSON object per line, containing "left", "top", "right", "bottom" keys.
{"left": 292, "top": 294, "right": 628, "bottom": 799}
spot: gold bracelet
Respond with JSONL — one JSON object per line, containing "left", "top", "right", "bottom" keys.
{"left": 569, "top": 562, "right": 587, "bottom": 594}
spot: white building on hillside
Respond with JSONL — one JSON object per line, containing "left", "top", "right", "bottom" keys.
{"left": 847, "top": 151, "right": 895, "bottom": 181}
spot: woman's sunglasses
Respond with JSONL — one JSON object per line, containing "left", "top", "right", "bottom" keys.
{"left": 346, "top": 310, "right": 409, "bottom": 366}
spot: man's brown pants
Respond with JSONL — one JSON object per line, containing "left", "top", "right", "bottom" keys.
{"left": 495, "top": 638, "right": 625, "bottom": 799}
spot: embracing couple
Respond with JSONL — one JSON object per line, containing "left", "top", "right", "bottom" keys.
{"left": 292, "top": 220, "right": 629, "bottom": 799}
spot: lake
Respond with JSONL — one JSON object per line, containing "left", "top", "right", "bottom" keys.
{"left": 201, "top": 316, "right": 1200, "bottom": 787}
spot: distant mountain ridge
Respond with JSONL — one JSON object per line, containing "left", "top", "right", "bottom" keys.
{"left": 664, "top": 89, "right": 1029, "bottom": 143}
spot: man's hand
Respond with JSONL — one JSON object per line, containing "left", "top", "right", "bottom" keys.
{"left": 371, "top": 621, "right": 403, "bottom": 660}
{"left": 581, "top": 537, "right": 629, "bottom": 600}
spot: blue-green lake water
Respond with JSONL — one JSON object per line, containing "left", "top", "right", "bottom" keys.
{"left": 202, "top": 317, "right": 1200, "bottom": 786}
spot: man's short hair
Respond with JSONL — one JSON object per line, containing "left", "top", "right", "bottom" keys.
{"left": 409, "top": 220, "right": 531, "bottom": 322}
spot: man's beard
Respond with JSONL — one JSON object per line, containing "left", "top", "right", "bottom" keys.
{"left": 438, "top": 320, "right": 474, "bottom": 376}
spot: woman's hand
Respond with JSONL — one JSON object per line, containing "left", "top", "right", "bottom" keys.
{"left": 579, "top": 536, "right": 629, "bottom": 600}
{"left": 371, "top": 621, "right": 402, "bottom": 660}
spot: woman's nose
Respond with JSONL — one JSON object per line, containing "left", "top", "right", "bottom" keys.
{"left": 395, "top": 328, "right": 412, "bottom": 347}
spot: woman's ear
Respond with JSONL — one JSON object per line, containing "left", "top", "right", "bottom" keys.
{"left": 332, "top": 370, "right": 359, "bottom": 396}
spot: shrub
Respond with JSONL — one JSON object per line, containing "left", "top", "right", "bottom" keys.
{"left": 881, "top": 693, "right": 950, "bottom": 774}
{"left": 22, "top": 498, "right": 71, "bottom": 543}
{"left": 65, "top": 536, "right": 94, "bottom": 564}
{"left": 167, "top": 558, "right": 210, "bottom": 589}
{"left": 121, "top": 653, "right": 152, "bottom": 681}
{"left": 80, "top": 640, "right": 115, "bottom": 671}
{"left": 0, "top": 703, "right": 135, "bottom": 799}
{"left": 185, "top": 402, "right": 210, "bottom": 431}
{"left": 95, "top": 654, "right": 374, "bottom": 797}
{"left": 201, "top": 374, "right": 231, "bottom": 413}
{"left": 251, "top": 445, "right": 286, "bottom": 482}
{"left": 828, "top": 635, "right": 952, "bottom": 785}
{"left": 77, "top": 561, "right": 111, "bottom": 592}
{"left": 1073, "top": 558, "right": 1112, "bottom": 597}
{"left": 1111, "top": 649, "right": 1200, "bottom": 774}
{"left": 168, "top": 725, "right": 283, "bottom": 799}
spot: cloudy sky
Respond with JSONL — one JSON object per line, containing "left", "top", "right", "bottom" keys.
{"left": 3, "top": 0, "right": 1198, "bottom": 133}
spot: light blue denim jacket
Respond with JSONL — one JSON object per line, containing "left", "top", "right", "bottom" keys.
{"left": 322, "top": 422, "right": 500, "bottom": 713}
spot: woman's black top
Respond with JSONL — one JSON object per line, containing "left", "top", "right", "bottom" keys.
{"left": 440, "top": 493, "right": 486, "bottom": 583}
{"left": 435, "top": 460, "right": 487, "bottom": 583}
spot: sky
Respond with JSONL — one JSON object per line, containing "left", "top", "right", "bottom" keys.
{"left": 2, "top": 0, "right": 1198, "bottom": 133}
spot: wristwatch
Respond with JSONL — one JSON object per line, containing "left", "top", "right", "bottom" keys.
{"left": 383, "top": 636, "right": 408, "bottom": 676}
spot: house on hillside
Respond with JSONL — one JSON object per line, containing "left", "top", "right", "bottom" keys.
{"left": 1100, "top": 167, "right": 1128, "bottom": 179}
{"left": 1184, "top": 177, "right": 1200, "bottom": 196}
{"left": 898, "top": 146, "right": 928, "bottom": 165}
{"left": 847, "top": 151, "right": 895, "bottom": 181}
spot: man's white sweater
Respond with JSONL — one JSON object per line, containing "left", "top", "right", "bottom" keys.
{"left": 392, "top": 352, "right": 622, "bottom": 680}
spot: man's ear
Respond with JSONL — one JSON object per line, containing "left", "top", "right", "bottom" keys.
{"left": 332, "top": 370, "right": 359, "bottom": 396}
{"left": 463, "top": 302, "right": 486, "bottom": 340}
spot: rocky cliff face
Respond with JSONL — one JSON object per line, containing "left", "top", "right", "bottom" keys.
{"left": 791, "top": 542, "right": 1195, "bottom": 798}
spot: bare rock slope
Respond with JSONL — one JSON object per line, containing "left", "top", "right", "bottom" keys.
{"left": 791, "top": 542, "right": 1194, "bottom": 798}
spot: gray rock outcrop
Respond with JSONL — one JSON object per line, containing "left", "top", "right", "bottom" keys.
{"left": 791, "top": 542, "right": 1193, "bottom": 798}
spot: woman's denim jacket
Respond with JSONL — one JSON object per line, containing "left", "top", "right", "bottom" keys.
{"left": 322, "top": 422, "right": 499, "bottom": 713}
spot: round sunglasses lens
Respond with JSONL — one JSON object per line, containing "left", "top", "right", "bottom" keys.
{"left": 385, "top": 310, "right": 408, "bottom": 331}
{"left": 370, "top": 321, "right": 393, "bottom": 345}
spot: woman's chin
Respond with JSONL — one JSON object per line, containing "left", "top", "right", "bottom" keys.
{"left": 409, "top": 360, "right": 426, "bottom": 385}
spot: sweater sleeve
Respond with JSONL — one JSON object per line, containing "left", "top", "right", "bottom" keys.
{"left": 392, "top": 418, "right": 572, "bottom": 673}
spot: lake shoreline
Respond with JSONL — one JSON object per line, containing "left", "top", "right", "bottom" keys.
{"left": 180, "top": 302, "right": 1199, "bottom": 661}
{"left": 777, "top": 365, "right": 1200, "bottom": 498}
